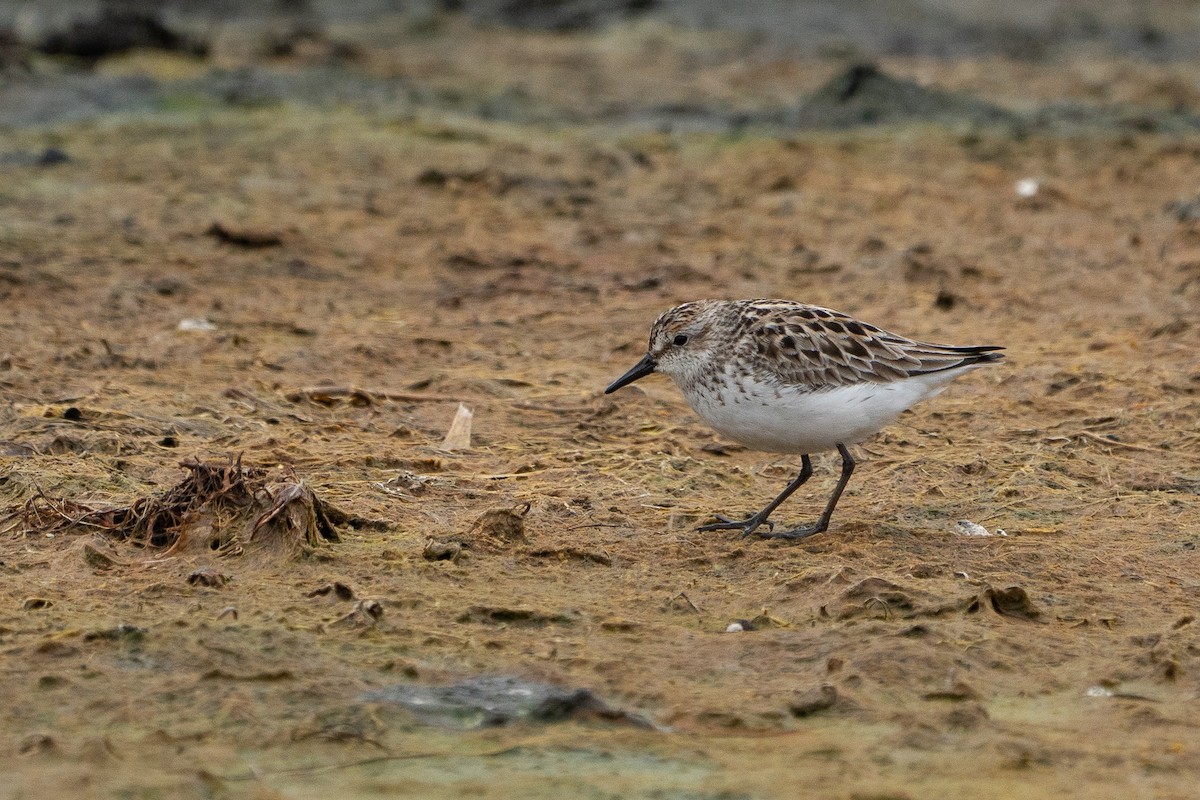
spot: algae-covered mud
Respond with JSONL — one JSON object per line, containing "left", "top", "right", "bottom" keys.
{"left": 2, "top": 2, "right": 1199, "bottom": 798}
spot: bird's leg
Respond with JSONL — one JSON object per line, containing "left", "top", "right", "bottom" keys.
{"left": 762, "top": 444, "right": 856, "bottom": 540}
{"left": 697, "top": 455, "right": 814, "bottom": 538}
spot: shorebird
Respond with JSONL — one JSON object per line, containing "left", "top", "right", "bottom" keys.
{"left": 605, "top": 299, "right": 1003, "bottom": 539}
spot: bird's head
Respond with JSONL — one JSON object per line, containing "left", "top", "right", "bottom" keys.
{"left": 605, "top": 301, "right": 723, "bottom": 393}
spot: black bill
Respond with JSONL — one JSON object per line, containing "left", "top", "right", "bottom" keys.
{"left": 604, "top": 352, "right": 657, "bottom": 394}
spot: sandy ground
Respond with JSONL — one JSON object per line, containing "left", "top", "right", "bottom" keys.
{"left": 2, "top": 11, "right": 1200, "bottom": 800}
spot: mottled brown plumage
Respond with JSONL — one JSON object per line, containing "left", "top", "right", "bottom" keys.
{"left": 655, "top": 299, "right": 1002, "bottom": 390}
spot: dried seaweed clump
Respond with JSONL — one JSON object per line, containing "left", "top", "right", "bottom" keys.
{"left": 2, "top": 457, "right": 341, "bottom": 557}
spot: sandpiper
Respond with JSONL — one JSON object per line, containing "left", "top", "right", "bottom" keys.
{"left": 605, "top": 299, "right": 1003, "bottom": 540}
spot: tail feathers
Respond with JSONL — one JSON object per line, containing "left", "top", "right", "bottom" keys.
{"left": 908, "top": 345, "right": 1005, "bottom": 377}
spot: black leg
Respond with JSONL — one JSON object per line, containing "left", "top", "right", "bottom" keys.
{"left": 762, "top": 443, "right": 856, "bottom": 540}
{"left": 697, "top": 454, "right": 814, "bottom": 538}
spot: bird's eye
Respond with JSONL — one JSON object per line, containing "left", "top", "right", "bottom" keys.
{"left": 672, "top": 334, "right": 689, "bottom": 346}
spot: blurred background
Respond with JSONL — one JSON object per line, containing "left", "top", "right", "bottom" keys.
{"left": 3, "top": 0, "right": 1200, "bottom": 131}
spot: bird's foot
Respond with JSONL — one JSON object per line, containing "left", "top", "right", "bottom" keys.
{"left": 697, "top": 513, "right": 773, "bottom": 538}
{"left": 759, "top": 521, "right": 827, "bottom": 540}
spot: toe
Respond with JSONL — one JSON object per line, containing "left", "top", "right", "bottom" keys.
{"left": 761, "top": 524, "right": 824, "bottom": 540}
{"left": 697, "top": 513, "right": 753, "bottom": 532}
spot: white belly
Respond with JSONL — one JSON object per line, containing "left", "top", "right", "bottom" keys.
{"left": 678, "top": 371, "right": 966, "bottom": 454}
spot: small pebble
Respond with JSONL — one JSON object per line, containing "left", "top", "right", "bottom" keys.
{"left": 178, "top": 317, "right": 217, "bottom": 332}
{"left": 1015, "top": 178, "right": 1039, "bottom": 198}
{"left": 37, "top": 148, "right": 70, "bottom": 166}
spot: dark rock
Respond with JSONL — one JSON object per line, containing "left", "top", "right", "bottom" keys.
{"left": 441, "top": 0, "right": 658, "bottom": 31}
{"left": 39, "top": 9, "right": 204, "bottom": 60}
{"left": 36, "top": 147, "right": 70, "bottom": 166}
{"left": 792, "top": 63, "right": 1022, "bottom": 130}
{"left": 363, "top": 676, "right": 657, "bottom": 729}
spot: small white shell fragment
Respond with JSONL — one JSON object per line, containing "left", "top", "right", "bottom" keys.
{"left": 955, "top": 520, "right": 992, "bottom": 537}
{"left": 438, "top": 403, "right": 473, "bottom": 451}
{"left": 1085, "top": 685, "right": 1113, "bottom": 698}
{"left": 178, "top": 317, "right": 217, "bottom": 332}
{"left": 1015, "top": 178, "right": 1040, "bottom": 198}
{"left": 725, "top": 622, "right": 745, "bottom": 633}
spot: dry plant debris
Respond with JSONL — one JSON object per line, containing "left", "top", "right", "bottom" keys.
{"left": 1, "top": 457, "right": 342, "bottom": 557}
{"left": 466, "top": 502, "right": 530, "bottom": 547}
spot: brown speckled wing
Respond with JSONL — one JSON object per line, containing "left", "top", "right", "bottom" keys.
{"left": 736, "top": 301, "right": 1002, "bottom": 388}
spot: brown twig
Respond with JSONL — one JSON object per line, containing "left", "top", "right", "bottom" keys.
{"left": 289, "top": 386, "right": 461, "bottom": 404}
{"left": 511, "top": 401, "right": 596, "bottom": 413}
{"left": 1073, "top": 430, "right": 1198, "bottom": 459}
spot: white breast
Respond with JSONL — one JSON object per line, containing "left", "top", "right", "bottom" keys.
{"left": 676, "top": 368, "right": 976, "bottom": 454}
